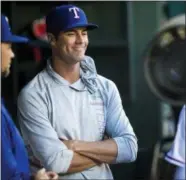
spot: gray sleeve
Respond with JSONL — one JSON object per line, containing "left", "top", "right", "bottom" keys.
{"left": 17, "top": 90, "right": 74, "bottom": 174}
{"left": 105, "top": 81, "right": 138, "bottom": 163}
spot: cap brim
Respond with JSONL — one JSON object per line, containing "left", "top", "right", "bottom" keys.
{"left": 85, "top": 23, "right": 99, "bottom": 30}
{"left": 64, "top": 23, "right": 98, "bottom": 32}
{"left": 8, "top": 35, "right": 29, "bottom": 43}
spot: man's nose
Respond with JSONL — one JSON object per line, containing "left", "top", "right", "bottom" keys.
{"left": 11, "top": 50, "right": 15, "bottom": 59}
{"left": 76, "top": 34, "right": 84, "bottom": 43}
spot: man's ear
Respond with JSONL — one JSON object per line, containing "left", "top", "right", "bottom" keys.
{"left": 47, "top": 33, "right": 56, "bottom": 46}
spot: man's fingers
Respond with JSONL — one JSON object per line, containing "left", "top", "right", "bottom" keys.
{"left": 46, "top": 171, "right": 58, "bottom": 179}
{"left": 38, "top": 168, "right": 46, "bottom": 174}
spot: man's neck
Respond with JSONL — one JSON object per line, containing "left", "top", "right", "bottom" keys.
{"left": 51, "top": 57, "right": 80, "bottom": 84}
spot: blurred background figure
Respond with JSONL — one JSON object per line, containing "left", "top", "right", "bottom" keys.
{"left": 165, "top": 105, "right": 185, "bottom": 180}
{"left": 144, "top": 2, "right": 185, "bottom": 179}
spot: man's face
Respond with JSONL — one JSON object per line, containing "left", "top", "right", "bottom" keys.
{"left": 1, "top": 43, "right": 15, "bottom": 77}
{"left": 52, "top": 27, "right": 89, "bottom": 64}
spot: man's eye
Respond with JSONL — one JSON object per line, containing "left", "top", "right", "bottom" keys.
{"left": 82, "top": 31, "right": 88, "bottom": 36}
{"left": 67, "top": 32, "right": 75, "bottom": 36}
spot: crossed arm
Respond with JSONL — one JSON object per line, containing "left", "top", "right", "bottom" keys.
{"left": 17, "top": 81, "right": 138, "bottom": 175}
{"left": 61, "top": 81, "right": 138, "bottom": 172}
{"left": 65, "top": 151, "right": 101, "bottom": 173}
{"left": 65, "top": 138, "right": 118, "bottom": 173}
{"left": 62, "top": 138, "right": 118, "bottom": 165}
{"left": 66, "top": 81, "right": 138, "bottom": 171}
{"left": 17, "top": 93, "right": 115, "bottom": 174}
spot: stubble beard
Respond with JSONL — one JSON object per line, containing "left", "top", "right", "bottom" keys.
{"left": 63, "top": 53, "right": 85, "bottom": 65}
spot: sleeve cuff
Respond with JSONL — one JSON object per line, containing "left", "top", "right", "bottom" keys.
{"left": 112, "top": 137, "right": 126, "bottom": 163}
{"left": 165, "top": 155, "right": 185, "bottom": 167}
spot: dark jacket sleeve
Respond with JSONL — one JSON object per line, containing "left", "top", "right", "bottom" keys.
{"left": 1, "top": 112, "right": 30, "bottom": 180}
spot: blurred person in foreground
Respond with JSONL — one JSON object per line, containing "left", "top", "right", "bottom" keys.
{"left": 1, "top": 14, "right": 58, "bottom": 180}
{"left": 17, "top": 4, "right": 138, "bottom": 180}
{"left": 165, "top": 105, "right": 185, "bottom": 180}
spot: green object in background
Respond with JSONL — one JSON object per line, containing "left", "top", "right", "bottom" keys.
{"left": 164, "top": 1, "right": 185, "bottom": 18}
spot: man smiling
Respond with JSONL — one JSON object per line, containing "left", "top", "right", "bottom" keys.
{"left": 17, "top": 4, "right": 138, "bottom": 179}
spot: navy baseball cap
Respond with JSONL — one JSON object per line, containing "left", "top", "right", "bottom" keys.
{"left": 46, "top": 4, "right": 98, "bottom": 37}
{"left": 1, "top": 14, "right": 29, "bottom": 43}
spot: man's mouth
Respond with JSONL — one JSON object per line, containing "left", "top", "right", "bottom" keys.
{"left": 74, "top": 47, "right": 84, "bottom": 51}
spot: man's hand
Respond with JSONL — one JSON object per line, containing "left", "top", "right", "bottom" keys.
{"left": 35, "top": 168, "right": 58, "bottom": 180}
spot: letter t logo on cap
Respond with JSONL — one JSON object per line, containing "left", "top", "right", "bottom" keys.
{"left": 69, "top": 7, "right": 80, "bottom": 19}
